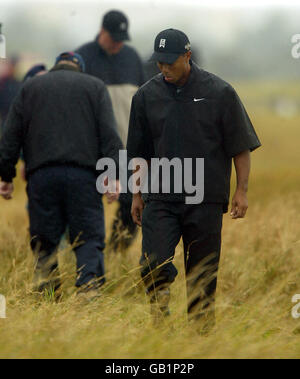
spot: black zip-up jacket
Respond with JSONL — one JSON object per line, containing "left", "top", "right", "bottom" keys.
{"left": 0, "top": 64, "right": 123, "bottom": 182}
{"left": 76, "top": 36, "right": 145, "bottom": 86}
{"left": 126, "top": 62, "right": 261, "bottom": 211}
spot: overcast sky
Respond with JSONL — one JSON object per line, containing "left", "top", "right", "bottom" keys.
{"left": 1, "top": 0, "right": 300, "bottom": 79}
{"left": 2, "top": 0, "right": 300, "bottom": 6}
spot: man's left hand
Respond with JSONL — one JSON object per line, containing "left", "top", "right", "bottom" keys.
{"left": 230, "top": 189, "right": 248, "bottom": 219}
{"left": 0, "top": 182, "right": 14, "bottom": 200}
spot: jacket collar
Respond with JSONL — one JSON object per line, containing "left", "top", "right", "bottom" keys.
{"left": 162, "top": 60, "right": 196, "bottom": 91}
{"left": 159, "top": 62, "right": 210, "bottom": 100}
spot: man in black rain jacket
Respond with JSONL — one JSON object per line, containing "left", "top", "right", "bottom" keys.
{"left": 127, "top": 29, "right": 261, "bottom": 328}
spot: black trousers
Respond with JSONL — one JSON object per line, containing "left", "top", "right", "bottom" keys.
{"left": 27, "top": 166, "right": 105, "bottom": 289}
{"left": 141, "top": 201, "right": 223, "bottom": 318}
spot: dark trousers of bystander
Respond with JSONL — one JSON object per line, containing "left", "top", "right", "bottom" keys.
{"left": 141, "top": 201, "right": 223, "bottom": 321}
{"left": 26, "top": 165, "right": 105, "bottom": 291}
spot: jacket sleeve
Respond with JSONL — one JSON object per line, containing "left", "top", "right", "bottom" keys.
{"left": 0, "top": 89, "right": 24, "bottom": 182}
{"left": 96, "top": 85, "right": 124, "bottom": 170}
{"left": 126, "top": 92, "right": 154, "bottom": 160}
{"left": 221, "top": 85, "right": 261, "bottom": 158}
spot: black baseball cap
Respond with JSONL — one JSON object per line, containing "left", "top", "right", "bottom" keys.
{"left": 102, "top": 10, "right": 130, "bottom": 42}
{"left": 151, "top": 29, "right": 191, "bottom": 64}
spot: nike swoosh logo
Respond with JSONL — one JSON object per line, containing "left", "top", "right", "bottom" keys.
{"left": 194, "top": 98, "right": 205, "bottom": 102}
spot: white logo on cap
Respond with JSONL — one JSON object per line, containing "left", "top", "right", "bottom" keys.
{"left": 185, "top": 43, "right": 191, "bottom": 51}
{"left": 120, "top": 22, "right": 127, "bottom": 31}
{"left": 159, "top": 39, "right": 166, "bottom": 48}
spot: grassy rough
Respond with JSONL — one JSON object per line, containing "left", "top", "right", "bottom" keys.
{"left": 0, "top": 86, "right": 300, "bottom": 359}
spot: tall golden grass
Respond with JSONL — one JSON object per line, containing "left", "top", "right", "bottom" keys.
{"left": 0, "top": 83, "right": 300, "bottom": 358}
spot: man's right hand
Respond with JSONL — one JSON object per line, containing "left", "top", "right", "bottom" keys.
{"left": 131, "top": 193, "right": 145, "bottom": 226}
{"left": 104, "top": 179, "right": 121, "bottom": 204}
{"left": 0, "top": 182, "right": 14, "bottom": 200}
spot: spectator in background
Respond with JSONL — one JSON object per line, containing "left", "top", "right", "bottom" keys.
{"left": 76, "top": 10, "right": 146, "bottom": 253}
{"left": 0, "top": 56, "right": 21, "bottom": 132}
